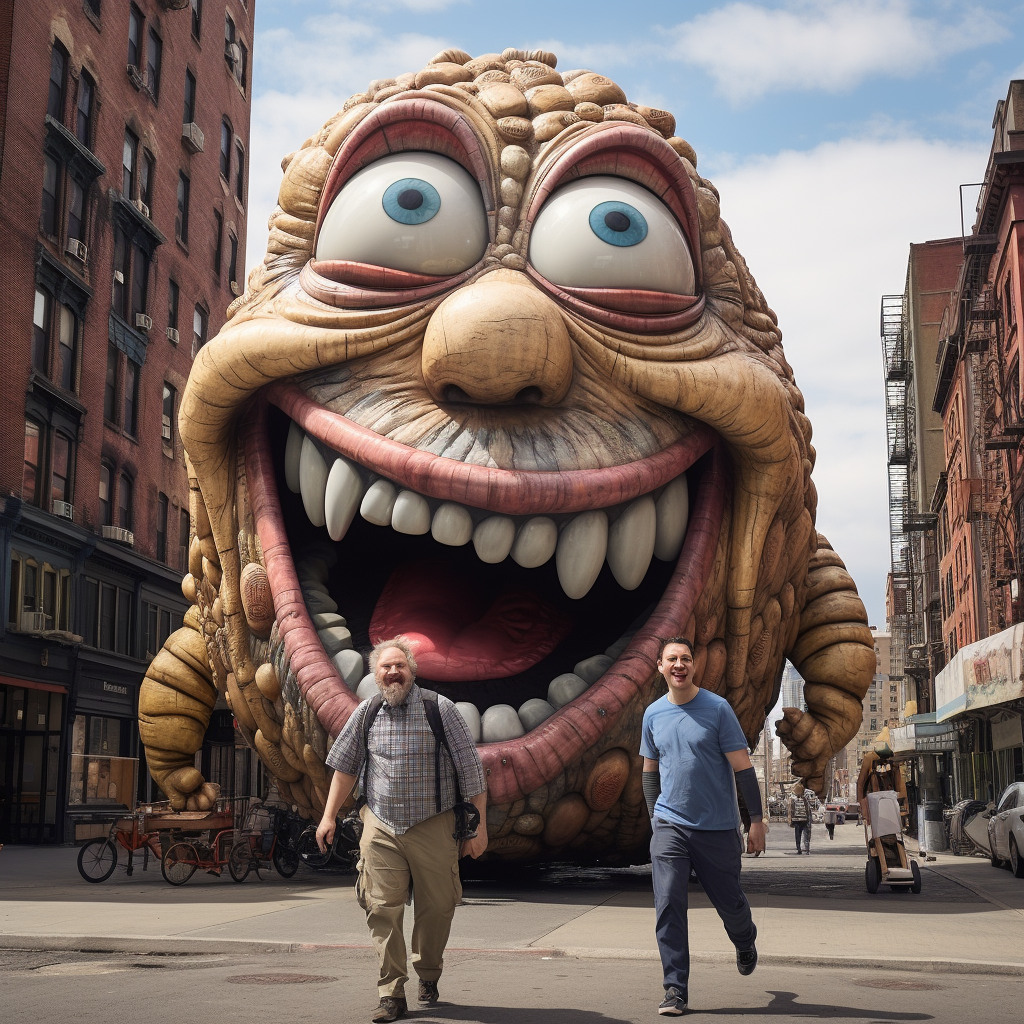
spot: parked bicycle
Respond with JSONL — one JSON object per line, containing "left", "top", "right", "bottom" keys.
{"left": 77, "top": 813, "right": 163, "bottom": 883}
{"left": 160, "top": 824, "right": 236, "bottom": 886}
{"left": 228, "top": 803, "right": 305, "bottom": 881}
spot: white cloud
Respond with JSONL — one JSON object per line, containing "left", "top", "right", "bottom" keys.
{"left": 713, "top": 133, "right": 987, "bottom": 626}
{"left": 672, "top": 1, "right": 1006, "bottom": 103}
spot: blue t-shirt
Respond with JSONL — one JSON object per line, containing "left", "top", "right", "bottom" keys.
{"left": 640, "top": 688, "right": 748, "bottom": 830}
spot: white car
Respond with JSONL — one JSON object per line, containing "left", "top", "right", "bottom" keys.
{"left": 987, "top": 782, "right": 1024, "bottom": 878}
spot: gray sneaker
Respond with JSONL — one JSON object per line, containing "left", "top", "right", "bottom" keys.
{"left": 417, "top": 979, "right": 439, "bottom": 1005}
{"left": 658, "top": 987, "right": 687, "bottom": 1015}
{"left": 371, "top": 995, "right": 406, "bottom": 1023}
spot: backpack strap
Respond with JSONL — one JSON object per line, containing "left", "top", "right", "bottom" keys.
{"left": 359, "top": 694, "right": 384, "bottom": 807}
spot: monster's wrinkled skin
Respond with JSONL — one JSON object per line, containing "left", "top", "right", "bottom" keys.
{"left": 138, "top": 48, "right": 873, "bottom": 864}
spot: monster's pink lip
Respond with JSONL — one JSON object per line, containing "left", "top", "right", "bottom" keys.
{"left": 243, "top": 393, "right": 727, "bottom": 805}
{"left": 266, "top": 381, "right": 716, "bottom": 514}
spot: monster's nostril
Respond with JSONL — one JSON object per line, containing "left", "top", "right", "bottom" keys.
{"left": 515, "top": 386, "right": 544, "bottom": 404}
{"left": 442, "top": 384, "right": 472, "bottom": 404}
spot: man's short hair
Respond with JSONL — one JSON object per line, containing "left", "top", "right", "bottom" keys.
{"left": 658, "top": 636, "right": 694, "bottom": 659}
{"left": 369, "top": 636, "right": 419, "bottom": 676}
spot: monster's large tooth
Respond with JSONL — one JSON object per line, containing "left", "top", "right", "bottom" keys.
{"left": 299, "top": 435, "right": 329, "bottom": 528}
{"left": 304, "top": 590, "right": 338, "bottom": 615}
{"left": 511, "top": 516, "right": 558, "bottom": 568}
{"left": 518, "top": 698, "right": 556, "bottom": 731}
{"left": 481, "top": 704, "right": 525, "bottom": 742}
{"left": 473, "top": 516, "right": 516, "bottom": 563}
{"left": 360, "top": 479, "right": 397, "bottom": 526}
{"left": 333, "top": 649, "right": 364, "bottom": 690}
{"left": 325, "top": 458, "right": 364, "bottom": 542}
{"left": 654, "top": 474, "right": 689, "bottom": 562}
{"left": 356, "top": 674, "right": 378, "bottom": 701}
{"left": 312, "top": 611, "right": 347, "bottom": 630}
{"left": 555, "top": 511, "right": 608, "bottom": 599}
{"left": 431, "top": 503, "right": 473, "bottom": 546}
{"left": 455, "top": 702, "right": 481, "bottom": 742}
{"left": 285, "top": 421, "right": 303, "bottom": 494}
{"left": 574, "top": 654, "right": 613, "bottom": 684}
{"left": 548, "top": 672, "right": 589, "bottom": 709}
{"left": 319, "top": 626, "right": 352, "bottom": 657}
{"left": 391, "top": 490, "right": 431, "bottom": 535}
{"left": 606, "top": 496, "right": 656, "bottom": 590}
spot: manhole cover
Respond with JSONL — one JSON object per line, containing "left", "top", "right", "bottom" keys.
{"left": 225, "top": 974, "right": 337, "bottom": 985}
{"left": 854, "top": 978, "right": 947, "bottom": 991}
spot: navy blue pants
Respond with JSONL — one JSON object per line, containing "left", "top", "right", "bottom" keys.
{"left": 650, "top": 819, "right": 755, "bottom": 997}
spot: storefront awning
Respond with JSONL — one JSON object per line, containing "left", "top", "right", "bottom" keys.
{"left": 935, "top": 622, "right": 1024, "bottom": 722}
{"left": 891, "top": 713, "right": 957, "bottom": 754}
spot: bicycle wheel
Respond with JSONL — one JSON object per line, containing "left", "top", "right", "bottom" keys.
{"left": 297, "top": 826, "right": 331, "bottom": 870}
{"left": 273, "top": 841, "right": 300, "bottom": 878}
{"left": 77, "top": 838, "right": 118, "bottom": 883}
{"left": 228, "top": 839, "right": 252, "bottom": 882}
{"left": 162, "top": 843, "right": 198, "bottom": 886}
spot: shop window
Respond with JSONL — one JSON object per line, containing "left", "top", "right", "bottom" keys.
{"left": 69, "top": 714, "right": 134, "bottom": 810}
{"left": 220, "top": 119, "right": 231, "bottom": 179}
{"left": 176, "top": 171, "right": 190, "bottom": 244}
{"left": 123, "top": 360, "right": 139, "bottom": 436}
{"left": 235, "top": 142, "right": 245, "bottom": 203}
{"left": 47, "top": 42, "right": 68, "bottom": 122}
{"left": 191, "top": 0, "right": 202, "bottom": 40}
{"left": 156, "top": 493, "right": 168, "bottom": 561}
{"left": 146, "top": 29, "right": 162, "bottom": 101}
{"left": 119, "top": 473, "right": 133, "bottom": 530}
{"left": 103, "top": 346, "right": 118, "bottom": 422}
{"left": 76, "top": 72, "right": 95, "bottom": 148}
{"left": 98, "top": 460, "right": 113, "bottom": 526}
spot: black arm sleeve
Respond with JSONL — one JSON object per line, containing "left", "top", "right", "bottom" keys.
{"left": 735, "top": 766, "right": 763, "bottom": 821}
{"left": 642, "top": 770, "right": 661, "bottom": 819}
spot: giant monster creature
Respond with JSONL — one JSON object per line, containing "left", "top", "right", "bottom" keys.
{"left": 138, "top": 48, "right": 874, "bottom": 864}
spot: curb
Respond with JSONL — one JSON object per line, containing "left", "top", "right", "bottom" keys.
{"left": 3, "top": 934, "right": 1023, "bottom": 975}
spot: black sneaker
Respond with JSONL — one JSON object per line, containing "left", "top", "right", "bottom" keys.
{"left": 371, "top": 996, "right": 407, "bottom": 1023}
{"left": 417, "top": 979, "right": 439, "bottom": 1005}
{"left": 658, "top": 988, "right": 687, "bottom": 1015}
{"left": 736, "top": 924, "right": 758, "bottom": 977}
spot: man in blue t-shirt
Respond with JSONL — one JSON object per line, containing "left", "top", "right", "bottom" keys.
{"left": 640, "top": 636, "right": 766, "bottom": 1016}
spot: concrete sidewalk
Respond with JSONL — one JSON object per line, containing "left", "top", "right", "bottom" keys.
{"left": 2, "top": 823, "right": 1022, "bottom": 975}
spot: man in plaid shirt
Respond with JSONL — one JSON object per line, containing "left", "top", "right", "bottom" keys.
{"left": 317, "top": 637, "right": 487, "bottom": 1023}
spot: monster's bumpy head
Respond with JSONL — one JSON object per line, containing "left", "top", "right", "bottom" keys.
{"left": 149, "top": 48, "right": 871, "bottom": 849}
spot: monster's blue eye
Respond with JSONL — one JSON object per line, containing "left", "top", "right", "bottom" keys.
{"left": 589, "top": 201, "right": 647, "bottom": 247}
{"left": 382, "top": 178, "right": 441, "bottom": 225}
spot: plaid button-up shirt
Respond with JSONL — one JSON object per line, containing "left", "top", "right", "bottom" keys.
{"left": 326, "top": 684, "right": 486, "bottom": 835}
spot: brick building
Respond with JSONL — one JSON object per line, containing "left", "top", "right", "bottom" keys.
{"left": 0, "top": 0, "right": 253, "bottom": 843}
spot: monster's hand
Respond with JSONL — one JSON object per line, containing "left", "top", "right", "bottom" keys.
{"left": 777, "top": 536, "right": 874, "bottom": 796}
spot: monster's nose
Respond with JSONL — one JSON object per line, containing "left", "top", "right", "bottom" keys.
{"left": 421, "top": 269, "right": 573, "bottom": 406}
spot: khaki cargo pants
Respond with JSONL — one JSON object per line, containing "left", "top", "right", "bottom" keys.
{"left": 357, "top": 806, "right": 462, "bottom": 998}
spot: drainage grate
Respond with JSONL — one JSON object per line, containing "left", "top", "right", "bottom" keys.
{"left": 225, "top": 974, "right": 338, "bottom": 985}
{"left": 854, "top": 978, "right": 947, "bottom": 991}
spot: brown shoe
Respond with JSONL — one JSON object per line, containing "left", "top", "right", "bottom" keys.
{"left": 418, "top": 979, "right": 439, "bottom": 1004}
{"left": 371, "top": 996, "right": 406, "bottom": 1022}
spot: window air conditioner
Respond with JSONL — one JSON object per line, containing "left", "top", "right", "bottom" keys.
{"left": 113, "top": 270, "right": 124, "bottom": 284}
{"left": 135, "top": 313, "right": 153, "bottom": 332}
{"left": 182, "top": 121, "right": 205, "bottom": 153}
{"left": 21, "top": 611, "right": 48, "bottom": 632}
{"left": 162, "top": 420, "right": 172, "bottom": 441}
{"left": 65, "top": 238, "right": 88, "bottom": 262}
{"left": 132, "top": 198, "right": 150, "bottom": 218}
{"left": 51, "top": 499, "right": 74, "bottom": 519}
{"left": 101, "top": 525, "right": 135, "bottom": 546}
{"left": 166, "top": 327, "right": 180, "bottom": 344}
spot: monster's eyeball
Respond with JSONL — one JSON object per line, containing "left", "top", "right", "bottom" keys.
{"left": 314, "top": 151, "right": 488, "bottom": 276}
{"left": 529, "top": 176, "right": 696, "bottom": 295}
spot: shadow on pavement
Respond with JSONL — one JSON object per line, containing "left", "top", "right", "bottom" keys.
{"left": 690, "top": 989, "right": 933, "bottom": 1019}
{"left": 410, "top": 1009, "right": 634, "bottom": 1024}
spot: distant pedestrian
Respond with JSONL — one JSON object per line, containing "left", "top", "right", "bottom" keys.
{"left": 787, "top": 783, "right": 813, "bottom": 854}
{"left": 640, "top": 637, "right": 763, "bottom": 1017}
{"left": 824, "top": 805, "right": 837, "bottom": 840}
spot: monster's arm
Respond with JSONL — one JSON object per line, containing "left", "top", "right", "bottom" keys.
{"left": 776, "top": 535, "right": 875, "bottom": 796}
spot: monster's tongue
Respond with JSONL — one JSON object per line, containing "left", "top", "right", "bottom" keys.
{"left": 369, "top": 559, "right": 572, "bottom": 681}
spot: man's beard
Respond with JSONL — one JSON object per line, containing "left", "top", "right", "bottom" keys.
{"left": 377, "top": 678, "right": 413, "bottom": 706}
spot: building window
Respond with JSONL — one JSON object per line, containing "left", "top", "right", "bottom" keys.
{"left": 130, "top": 242, "right": 149, "bottom": 319}
{"left": 144, "top": 601, "right": 182, "bottom": 658}
{"left": 22, "top": 420, "right": 41, "bottom": 504}
{"left": 32, "top": 287, "right": 51, "bottom": 374}
{"left": 8, "top": 551, "right": 72, "bottom": 632}
{"left": 47, "top": 42, "right": 68, "bottom": 122}
{"left": 176, "top": 172, "right": 190, "bottom": 244}
{"left": 139, "top": 150, "right": 155, "bottom": 210}
{"left": 162, "top": 383, "right": 176, "bottom": 446}
{"left": 118, "top": 473, "right": 133, "bottom": 531}
{"left": 84, "top": 579, "right": 134, "bottom": 655}
{"left": 190, "top": 0, "right": 202, "bottom": 40}
{"left": 146, "top": 29, "right": 162, "bottom": 100}
{"left": 168, "top": 279, "right": 179, "bottom": 330}
{"left": 228, "top": 233, "right": 238, "bottom": 291}
{"left": 235, "top": 142, "right": 245, "bottom": 203}
{"left": 112, "top": 228, "right": 129, "bottom": 318}
{"left": 224, "top": 15, "right": 247, "bottom": 91}
{"left": 220, "top": 120, "right": 231, "bottom": 179}
{"left": 123, "top": 359, "right": 139, "bottom": 436}
{"left": 76, "top": 73, "right": 95, "bottom": 148}
{"left": 122, "top": 129, "right": 137, "bottom": 198}
{"left": 156, "top": 492, "right": 168, "bottom": 562}
{"left": 178, "top": 508, "right": 190, "bottom": 571}
{"left": 103, "top": 346, "right": 118, "bottom": 422}
{"left": 183, "top": 69, "right": 197, "bottom": 125}
{"left": 51, "top": 432, "right": 72, "bottom": 504}
{"left": 99, "top": 460, "right": 113, "bottom": 525}
{"left": 213, "top": 209, "right": 223, "bottom": 279}
{"left": 192, "top": 303, "right": 207, "bottom": 356}
{"left": 40, "top": 155, "right": 59, "bottom": 237}
{"left": 128, "top": 5, "right": 143, "bottom": 70}
{"left": 85, "top": 0, "right": 100, "bottom": 18}
{"left": 68, "top": 179, "right": 84, "bottom": 244}
{"left": 57, "top": 304, "right": 77, "bottom": 392}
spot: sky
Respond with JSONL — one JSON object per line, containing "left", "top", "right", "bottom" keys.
{"left": 243, "top": 0, "right": 1024, "bottom": 633}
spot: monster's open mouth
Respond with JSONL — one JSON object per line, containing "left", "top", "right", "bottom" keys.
{"left": 242, "top": 383, "right": 727, "bottom": 803}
